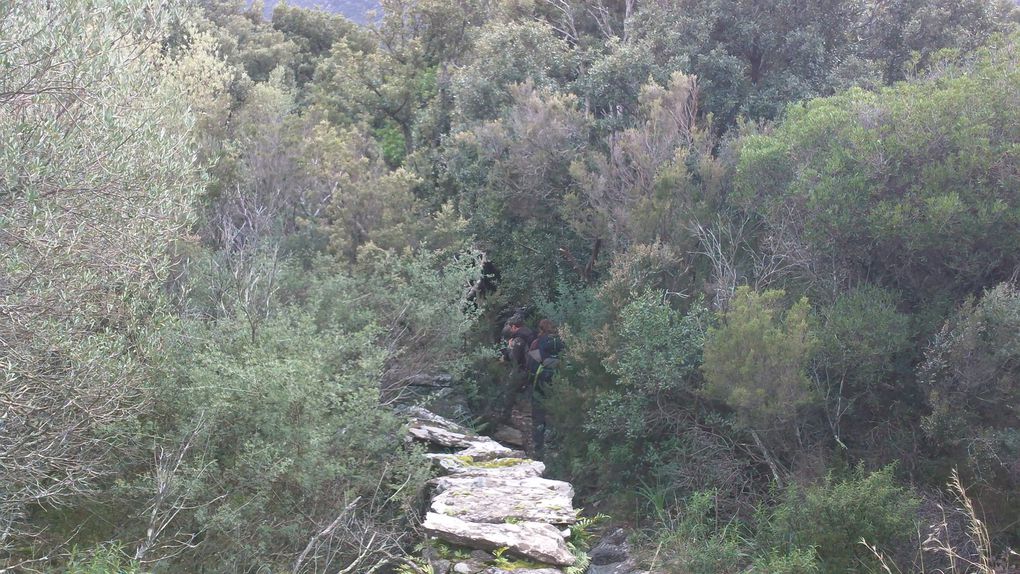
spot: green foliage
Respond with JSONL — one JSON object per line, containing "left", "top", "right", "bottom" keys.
{"left": 451, "top": 20, "right": 573, "bottom": 124}
{"left": 815, "top": 285, "right": 911, "bottom": 397}
{"left": 812, "top": 284, "right": 913, "bottom": 449}
{"left": 0, "top": 0, "right": 205, "bottom": 550}
{"left": 7, "top": 0, "right": 1020, "bottom": 567}
{"left": 270, "top": 3, "right": 359, "bottom": 86}
{"left": 749, "top": 548, "right": 820, "bottom": 574}
{"left": 735, "top": 35, "right": 1020, "bottom": 305}
{"left": 443, "top": 82, "right": 590, "bottom": 305}
{"left": 764, "top": 465, "right": 919, "bottom": 573}
{"left": 568, "top": 513, "right": 611, "bottom": 550}
{"left": 625, "top": 0, "right": 1015, "bottom": 130}
{"left": 921, "top": 283, "right": 1020, "bottom": 445}
{"left": 132, "top": 248, "right": 476, "bottom": 570}
{"left": 569, "top": 293, "right": 713, "bottom": 487}
{"left": 375, "top": 120, "right": 409, "bottom": 167}
{"left": 150, "top": 305, "right": 413, "bottom": 569}
{"left": 569, "top": 73, "right": 704, "bottom": 247}
{"left": 920, "top": 282, "right": 1020, "bottom": 515}
{"left": 703, "top": 288, "right": 817, "bottom": 429}
{"left": 608, "top": 291, "right": 710, "bottom": 395}
{"left": 64, "top": 544, "right": 142, "bottom": 574}
{"left": 646, "top": 490, "right": 748, "bottom": 574}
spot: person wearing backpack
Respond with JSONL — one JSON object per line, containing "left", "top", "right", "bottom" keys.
{"left": 527, "top": 319, "right": 564, "bottom": 457}
{"left": 501, "top": 314, "right": 535, "bottom": 370}
{"left": 491, "top": 314, "right": 535, "bottom": 426}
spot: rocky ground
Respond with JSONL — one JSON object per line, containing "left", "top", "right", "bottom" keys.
{"left": 405, "top": 408, "right": 645, "bottom": 574}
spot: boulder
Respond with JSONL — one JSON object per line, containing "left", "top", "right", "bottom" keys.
{"left": 453, "top": 559, "right": 488, "bottom": 574}
{"left": 406, "top": 408, "right": 472, "bottom": 433}
{"left": 589, "top": 528, "right": 630, "bottom": 565}
{"left": 586, "top": 560, "right": 640, "bottom": 574}
{"left": 408, "top": 420, "right": 518, "bottom": 461}
{"left": 423, "top": 513, "right": 576, "bottom": 566}
{"left": 492, "top": 424, "right": 526, "bottom": 447}
{"left": 585, "top": 528, "right": 640, "bottom": 574}
{"left": 431, "top": 481, "right": 577, "bottom": 524}
{"left": 408, "top": 422, "right": 484, "bottom": 449}
{"left": 456, "top": 439, "right": 520, "bottom": 461}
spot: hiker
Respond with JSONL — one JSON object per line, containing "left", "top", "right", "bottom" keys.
{"left": 526, "top": 318, "right": 564, "bottom": 457}
{"left": 500, "top": 314, "right": 534, "bottom": 370}
{"left": 491, "top": 314, "right": 535, "bottom": 425}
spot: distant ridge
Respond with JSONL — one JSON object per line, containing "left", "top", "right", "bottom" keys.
{"left": 256, "top": 0, "right": 381, "bottom": 24}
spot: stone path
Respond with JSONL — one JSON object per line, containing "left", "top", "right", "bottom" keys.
{"left": 405, "top": 408, "right": 579, "bottom": 573}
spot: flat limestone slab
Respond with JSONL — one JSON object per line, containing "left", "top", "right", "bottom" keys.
{"left": 406, "top": 407, "right": 471, "bottom": 433}
{"left": 431, "top": 475, "right": 574, "bottom": 499}
{"left": 432, "top": 482, "right": 577, "bottom": 524}
{"left": 423, "top": 513, "right": 575, "bottom": 567}
{"left": 408, "top": 421, "right": 485, "bottom": 448}
{"left": 456, "top": 439, "right": 520, "bottom": 461}
{"left": 426, "top": 454, "right": 546, "bottom": 479}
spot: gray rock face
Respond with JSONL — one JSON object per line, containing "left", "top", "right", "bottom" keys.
{"left": 427, "top": 454, "right": 546, "bottom": 479}
{"left": 407, "top": 421, "right": 486, "bottom": 447}
{"left": 456, "top": 439, "right": 521, "bottom": 461}
{"left": 406, "top": 407, "right": 472, "bottom": 432}
{"left": 492, "top": 424, "right": 526, "bottom": 446}
{"left": 585, "top": 528, "right": 640, "bottom": 574}
{"left": 586, "top": 560, "right": 640, "bottom": 574}
{"left": 453, "top": 558, "right": 488, "bottom": 573}
{"left": 407, "top": 411, "right": 519, "bottom": 461}
{"left": 432, "top": 481, "right": 577, "bottom": 524}
{"left": 409, "top": 409, "right": 579, "bottom": 568}
{"left": 431, "top": 475, "right": 573, "bottom": 498}
{"left": 423, "top": 513, "right": 576, "bottom": 567}
{"left": 589, "top": 528, "right": 630, "bottom": 565}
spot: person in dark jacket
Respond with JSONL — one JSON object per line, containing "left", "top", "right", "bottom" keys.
{"left": 527, "top": 318, "right": 563, "bottom": 457}
{"left": 492, "top": 314, "right": 535, "bottom": 425}
{"left": 501, "top": 315, "right": 535, "bottom": 370}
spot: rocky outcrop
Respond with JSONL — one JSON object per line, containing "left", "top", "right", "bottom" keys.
{"left": 431, "top": 479, "right": 576, "bottom": 524}
{"left": 431, "top": 475, "right": 573, "bottom": 498}
{"left": 423, "top": 514, "right": 575, "bottom": 566}
{"left": 407, "top": 409, "right": 579, "bottom": 571}
{"left": 426, "top": 453, "right": 546, "bottom": 479}
{"left": 408, "top": 417, "right": 520, "bottom": 461}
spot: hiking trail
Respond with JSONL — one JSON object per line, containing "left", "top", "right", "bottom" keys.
{"left": 406, "top": 407, "right": 577, "bottom": 573}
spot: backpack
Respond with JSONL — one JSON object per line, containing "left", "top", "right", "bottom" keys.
{"left": 528, "top": 348, "right": 560, "bottom": 368}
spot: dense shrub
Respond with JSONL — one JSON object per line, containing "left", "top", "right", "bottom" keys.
{"left": 703, "top": 287, "right": 816, "bottom": 431}
{"left": 811, "top": 284, "right": 913, "bottom": 451}
{"left": 0, "top": 0, "right": 205, "bottom": 551}
{"left": 763, "top": 466, "right": 919, "bottom": 572}
{"left": 920, "top": 282, "right": 1020, "bottom": 536}
{"left": 734, "top": 36, "right": 1020, "bottom": 306}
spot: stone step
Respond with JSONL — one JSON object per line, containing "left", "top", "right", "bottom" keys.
{"left": 409, "top": 409, "right": 579, "bottom": 568}
{"left": 423, "top": 513, "right": 576, "bottom": 567}
{"left": 409, "top": 421, "right": 520, "bottom": 461}
{"left": 431, "top": 475, "right": 573, "bottom": 498}
{"left": 431, "top": 481, "right": 577, "bottom": 524}
{"left": 426, "top": 454, "right": 546, "bottom": 479}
